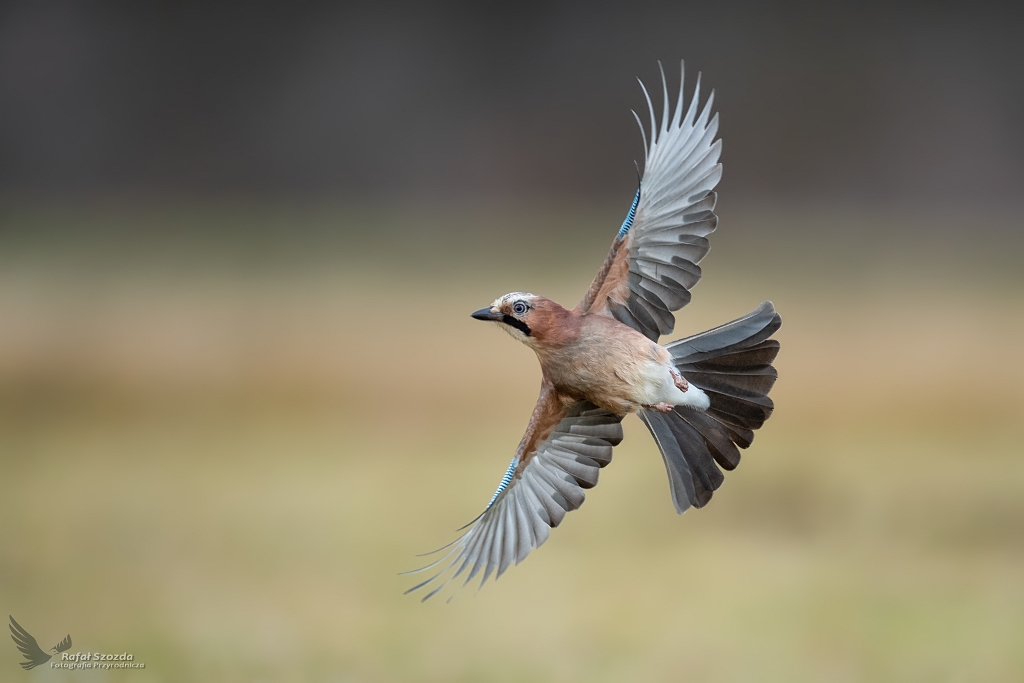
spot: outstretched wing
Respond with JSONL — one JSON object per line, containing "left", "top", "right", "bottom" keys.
{"left": 404, "top": 384, "right": 624, "bottom": 601}
{"left": 579, "top": 61, "right": 722, "bottom": 340}
{"left": 53, "top": 634, "right": 72, "bottom": 653}
{"left": 9, "top": 616, "right": 52, "bottom": 670}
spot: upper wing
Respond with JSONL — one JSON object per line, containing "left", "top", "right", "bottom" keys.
{"left": 9, "top": 616, "right": 51, "bottom": 670}
{"left": 404, "top": 384, "right": 624, "bottom": 601}
{"left": 578, "top": 61, "right": 722, "bottom": 340}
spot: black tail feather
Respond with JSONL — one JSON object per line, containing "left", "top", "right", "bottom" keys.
{"left": 641, "top": 302, "right": 781, "bottom": 513}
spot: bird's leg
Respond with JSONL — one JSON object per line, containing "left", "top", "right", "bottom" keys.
{"left": 669, "top": 367, "right": 688, "bottom": 392}
{"left": 643, "top": 402, "right": 675, "bottom": 413}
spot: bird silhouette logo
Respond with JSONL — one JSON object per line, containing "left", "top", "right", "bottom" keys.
{"left": 9, "top": 616, "right": 72, "bottom": 670}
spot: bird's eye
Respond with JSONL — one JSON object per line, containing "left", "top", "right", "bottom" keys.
{"left": 512, "top": 301, "right": 528, "bottom": 316}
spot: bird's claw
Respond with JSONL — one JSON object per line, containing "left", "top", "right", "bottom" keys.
{"left": 670, "top": 368, "right": 689, "bottom": 392}
{"left": 644, "top": 402, "right": 675, "bottom": 414}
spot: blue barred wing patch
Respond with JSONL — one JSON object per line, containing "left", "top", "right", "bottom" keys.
{"left": 486, "top": 457, "right": 518, "bottom": 509}
{"left": 616, "top": 183, "right": 641, "bottom": 240}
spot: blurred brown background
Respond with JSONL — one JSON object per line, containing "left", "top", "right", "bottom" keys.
{"left": 2, "top": 2, "right": 1022, "bottom": 682}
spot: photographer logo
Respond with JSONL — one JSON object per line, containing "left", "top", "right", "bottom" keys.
{"left": 9, "top": 616, "right": 145, "bottom": 671}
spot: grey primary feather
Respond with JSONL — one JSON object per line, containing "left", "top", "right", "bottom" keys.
{"left": 613, "top": 61, "right": 722, "bottom": 340}
{"left": 403, "top": 402, "right": 623, "bottom": 601}
{"left": 9, "top": 616, "right": 52, "bottom": 670}
{"left": 641, "top": 302, "right": 781, "bottom": 513}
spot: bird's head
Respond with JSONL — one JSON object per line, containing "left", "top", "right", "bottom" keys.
{"left": 471, "top": 292, "right": 574, "bottom": 347}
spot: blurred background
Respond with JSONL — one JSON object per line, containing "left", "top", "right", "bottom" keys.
{"left": 2, "top": 2, "right": 1022, "bottom": 681}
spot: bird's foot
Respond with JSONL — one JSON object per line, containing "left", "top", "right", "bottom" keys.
{"left": 644, "top": 402, "right": 675, "bottom": 414}
{"left": 670, "top": 367, "right": 689, "bottom": 392}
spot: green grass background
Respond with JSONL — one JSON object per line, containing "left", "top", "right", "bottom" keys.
{"left": 1, "top": 202, "right": 1022, "bottom": 681}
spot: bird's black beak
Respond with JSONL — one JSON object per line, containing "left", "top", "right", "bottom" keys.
{"left": 471, "top": 307, "right": 503, "bottom": 321}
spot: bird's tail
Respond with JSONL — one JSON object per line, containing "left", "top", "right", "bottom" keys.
{"left": 639, "top": 301, "right": 781, "bottom": 513}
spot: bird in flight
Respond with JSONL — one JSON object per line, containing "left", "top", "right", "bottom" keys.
{"left": 9, "top": 616, "right": 72, "bottom": 670}
{"left": 405, "top": 62, "right": 781, "bottom": 601}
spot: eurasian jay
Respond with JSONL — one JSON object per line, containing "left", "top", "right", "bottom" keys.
{"left": 406, "top": 62, "right": 781, "bottom": 601}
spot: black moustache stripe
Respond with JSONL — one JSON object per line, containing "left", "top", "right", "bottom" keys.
{"left": 501, "top": 315, "right": 531, "bottom": 336}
